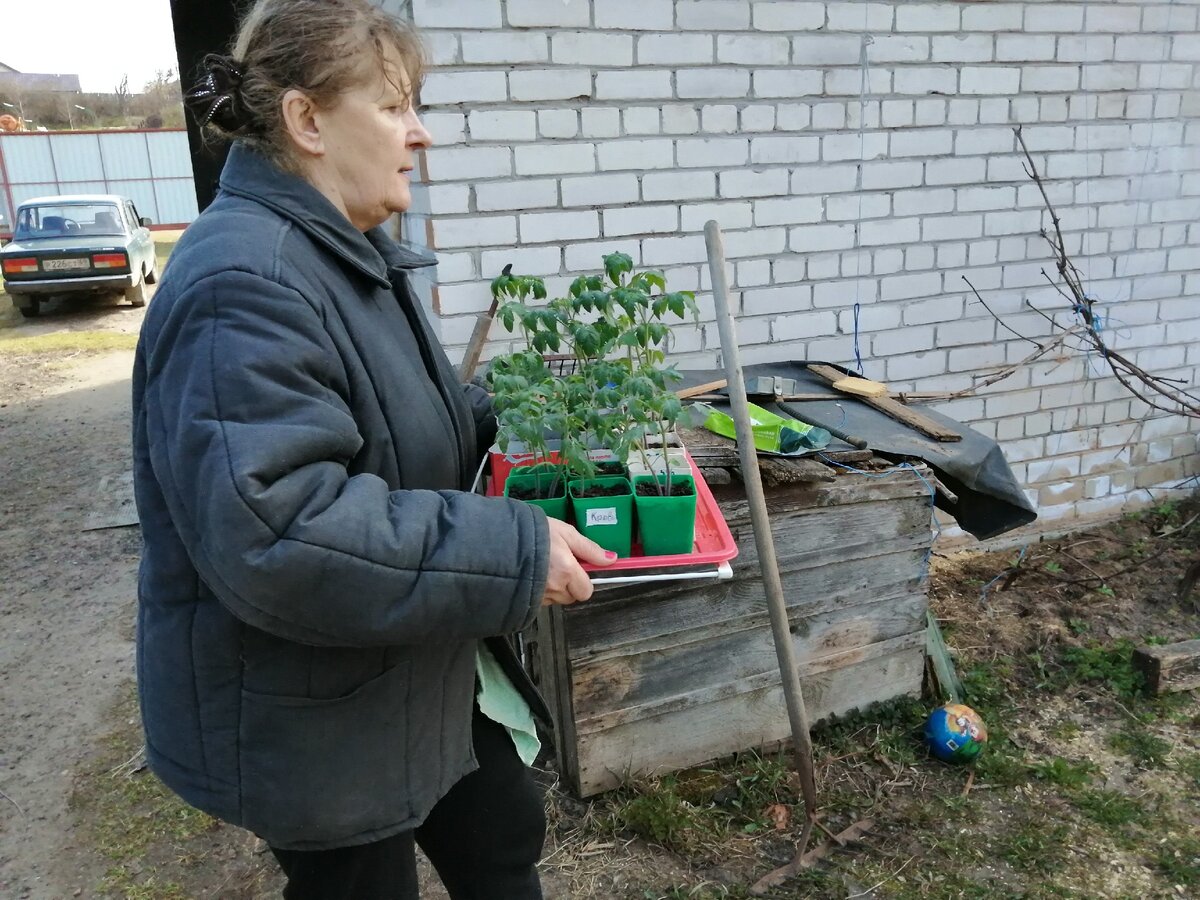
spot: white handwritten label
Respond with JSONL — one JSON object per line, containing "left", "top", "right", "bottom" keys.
{"left": 586, "top": 507, "right": 619, "bottom": 527}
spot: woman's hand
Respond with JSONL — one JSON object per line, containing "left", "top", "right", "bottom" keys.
{"left": 541, "top": 518, "right": 616, "bottom": 606}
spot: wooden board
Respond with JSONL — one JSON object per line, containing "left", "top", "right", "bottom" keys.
{"left": 1133, "top": 639, "right": 1200, "bottom": 694}
{"left": 807, "top": 364, "right": 962, "bottom": 443}
{"left": 574, "top": 643, "right": 925, "bottom": 796}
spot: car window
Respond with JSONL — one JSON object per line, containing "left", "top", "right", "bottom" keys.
{"left": 13, "top": 203, "right": 125, "bottom": 239}
{"left": 125, "top": 203, "right": 138, "bottom": 230}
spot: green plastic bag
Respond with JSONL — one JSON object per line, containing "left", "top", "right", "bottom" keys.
{"left": 697, "top": 402, "right": 831, "bottom": 454}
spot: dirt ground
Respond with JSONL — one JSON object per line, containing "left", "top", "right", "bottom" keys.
{"left": 1, "top": 275, "right": 1198, "bottom": 899}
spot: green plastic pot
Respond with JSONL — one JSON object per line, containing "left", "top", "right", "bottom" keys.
{"left": 505, "top": 463, "right": 569, "bottom": 521}
{"left": 568, "top": 475, "right": 633, "bottom": 558}
{"left": 632, "top": 473, "right": 697, "bottom": 556}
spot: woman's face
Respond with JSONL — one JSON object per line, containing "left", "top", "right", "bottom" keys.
{"left": 311, "top": 57, "right": 432, "bottom": 231}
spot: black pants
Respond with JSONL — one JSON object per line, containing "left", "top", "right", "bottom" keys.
{"left": 270, "top": 705, "right": 546, "bottom": 899}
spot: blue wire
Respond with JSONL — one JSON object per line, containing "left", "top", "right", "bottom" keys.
{"left": 852, "top": 302, "right": 864, "bottom": 375}
{"left": 979, "top": 544, "right": 1029, "bottom": 605}
{"left": 817, "top": 454, "right": 940, "bottom": 581}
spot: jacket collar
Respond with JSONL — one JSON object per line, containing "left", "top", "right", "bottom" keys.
{"left": 218, "top": 142, "right": 435, "bottom": 288}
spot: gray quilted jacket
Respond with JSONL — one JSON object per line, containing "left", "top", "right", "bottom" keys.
{"left": 131, "top": 143, "right": 550, "bottom": 850}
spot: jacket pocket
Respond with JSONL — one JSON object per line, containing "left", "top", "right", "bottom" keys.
{"left": 238, "top": 661, "right": 412, "bottom": 848}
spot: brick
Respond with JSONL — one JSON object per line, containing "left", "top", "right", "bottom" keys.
{"left": 469, "top": 110, "right": 536, "bottom": 142}
{"left": 869, "top": 35, "right": 930, "bottom": 64}
{"left": 560, "top": 173, "right": 638, "bottom": 208}
{"left": 826, "top": 67, "right": 891, "bottom": 96}
{"left": 642, "top": 235, "right": 708, "bottom": 266}
{"left": 624, "top": 106, "right": 662, "bottom": 134}
{"left": 826, "top": 192, "right": 890, "bottom": 221}
{"left": 564, "top": 239, "right": 640, "bottom": 271}
{"left": 822, "top": 132, "right": 888, "bottom": 162}
{"left": 774, "top": 309, "right": 840, "bottom": 340}
{"left": 751, "top": 135, "right": 821, "bottom": 164}
{"left": 1026, "top": 5, "right": 1085, "bottom": 33}
{"left": 963, "top": 3, "right": 1023, "bottom": 31}
{"left": 677, "top": 0, "right": 751, "bottom": 30}
{"left": 955, "top": 128, "right": 1015, "bottom": 156}
{"left": 754, "top": 196, "right": 824, "bottom": 226}
{"left": 514, "top": 143, "right": 595, "bottom": 176}
{"left": 413, "top": 0, "right": 501, "bottom": 28}
{"left": 957, "top": 186, "right": 1016, "bottom": 212}
{"left": 580, "top": 107, "right": 620, "bottom": 138}
{"left": 678, "top": 68, "right": 751, "bottom": 99}
{"left": 1022, "top": 66, "right": 1080, "bottom": 93}
{"left": 836, "top": 303, "right": 899, "bottom": 332}
{"left": 890, "top": 129, "right": 953, "bottom": 158}
{"left": 519, "top": 210, "right": 598, "bottom": 244}
{"left": 423, "top": 32, "right": 460, "bottom": 66}
{"left": 996, "top": 34, "right": 1055, "bottom": 62}
{"left": 595, "top": 71, "right": 673, "bottom": 100}
{"left": 432, "top": 252, "right": 475, "bottom": 283}
{"left": 719, "top": 34, "right": 790, "bottom": 66}
{"left": 718, "top": 168, "right": 789, "bottom": 199}
{"left": 743, "top": 285, "right": 812, "bottom": 316}
{"left": 722, "top": 227, "right": 786, "bottom": 259}
{"left": 860, "top": 160, "right": 923, "bottom": 190}
{"left": 752, "top": 1, "right": 824, "bottom": 31}
{"left": 752, "top": 69, "right": 824, "bottom": 98}
{"left": 637, "top": 34, "right": 713, "bottom": 65}
{"left": 880, "top": 100, "right": 912, "bottom": 128}
{"left": 681, "top": 201, "right": 753, "bottom": 232}
{"left": 475, "top": 178, "right": 558, "bottom": 212}
{"left": 507, "top": 0, "right": 589, "bottom": 26}
{"left": 538, "top": 109, "right": 579, "bottom": 139}
{"left": 777, "top": 103, "right": 812, "bottom": 130}
{"left": 701, "top": 104, "right": 738, "bottom": 134}
{"left": 914, "top": 100, "right": 947, "bottom": 126}
{"left": 421, "top": 71, "right": 507, "bottom": 105}
{"left": 792, "top": 164, "right": 859, "bottom": 195}
{"left": 932, "top": 35, "right": 994, "bottom": 63}
{"left": 891, "top": 67, "right": 957, "bottom": 96}
{"left": 422, "top": 112, "right": 466, "bottom": 145}
{"left": 509, "top": 69, "right": 591, "bottom": 102}
{"left": 1057, "top": 35, "right": 1114, "bottom": 63}
{"left": 790, "top": 34, "right": 861, "bottom": 67}
{"left": 896, "top": 4, "right": 961, "bottom": 32}
{"left": 788, "top": 224, "right": 856, "bottom": 253}
{"left": 737, "top": 259, "right": 772, "bottom": 287}
{"left": 479, "top": 246, "right": 561, "bottom": 280}
{"left": 461, "top": 31, "right": 548, "bottom": 64}
{"left": 599, "top": 138, "right": 674, "bottom": 171}
{"left": 905, "top": 245, "right": 935, "bottom": 271}
{"left": 595, "top": 0, "right": 673, "bottom": 29}
{"left": 425, "top": 146, "right": 511, "bottom": 180}
{"left": 552, "top": 32, "right": 634, "bottom": 67}
{"left": 433, "top": 215, "right": 516, "bottom": 249}
{"left": 894, "top": 187, "right": 955, "bottom": 216}
{"left": 960, "top": 67, "right": 1021, "bottom": 95}
{"left": 642, "top": 171, "right": 715, "bottom": 204}
{"left": 926, "top": 157, "right": 987, "bottom": 186}
{"left": 900, "top": 292, "right": 960, "bottom": 321}
{"left": 602, "top": 204, "right": 677, "bottom": 237}
{"left": 861, "top": 217, "right": 920, "bottom": 246}
{"left": 676, "top": 138, "right": 749, "bottom": 168}
{"left": 740, "top": 105, "right": 776, "bottom": 132}
{"left": 414, "top": 184, "right": 469, "bottom": 216}
{"left": 662, "top": 105, "right": 701, "bottom": 134}
{"left": 826, "top": 2, "right": 892, "bottom": 30}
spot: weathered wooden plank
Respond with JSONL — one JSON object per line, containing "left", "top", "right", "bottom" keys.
{"left": 807, "top": 364, "right": 962, "bottom": 443}
{"left": 713, "top": 471, "right": 932, "bottom": 522}
{"left": 572, "top": 644, "right": 925, "bottom": 796}
{"left": 1133, "top": 639, "right": 1200, "bottom": 694}
{"left": 536, "top": 606, "right": 581, "bottom": 790}
{"left": 566, "top": 545, "right": 928, "bottom": 661}
{"left": 572, "top": 595, "right": 928, "bottom": 730}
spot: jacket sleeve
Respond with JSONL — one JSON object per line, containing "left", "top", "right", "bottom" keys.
{"left": 462, "top": 380, "right": 498, "bottom": 463}
{"left": 141, "top": 270, "right": 549, "bottom": 647}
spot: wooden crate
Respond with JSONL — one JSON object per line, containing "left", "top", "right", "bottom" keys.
{"left": 533, "top": 470, "right": 934, "bottom": 798}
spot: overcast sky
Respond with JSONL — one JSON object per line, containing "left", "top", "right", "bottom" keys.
{"left": 2, "top": 0, "right": 180, "bottom": 93}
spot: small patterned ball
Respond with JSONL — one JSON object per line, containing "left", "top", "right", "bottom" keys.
{"left": 924, "top": 703, "right": 988, "bottom": 763}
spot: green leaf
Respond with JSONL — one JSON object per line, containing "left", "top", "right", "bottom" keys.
{"left": 604, "top": 251, "right": 634, "bottom": 285}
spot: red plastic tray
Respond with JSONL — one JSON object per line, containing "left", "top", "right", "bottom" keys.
{"left": 486, "top": 449, "right": 738, "bottom": 573}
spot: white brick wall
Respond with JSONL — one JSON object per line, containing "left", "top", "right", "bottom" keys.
{"left": 402, "top": 0, "right": 1200, "bottom": 530}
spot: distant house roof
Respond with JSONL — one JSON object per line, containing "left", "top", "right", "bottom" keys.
{"left": 0, "top": 63, "right": 81, "bottom": 94}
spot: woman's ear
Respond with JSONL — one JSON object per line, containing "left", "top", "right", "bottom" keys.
{"left": 281, "top": 89, "right": 323, "bottom": 158}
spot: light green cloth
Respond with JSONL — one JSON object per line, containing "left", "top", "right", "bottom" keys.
{"left": 475, "top": 643, "right": 541, "bottom": 766}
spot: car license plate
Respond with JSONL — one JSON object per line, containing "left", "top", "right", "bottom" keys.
{"left": 42, "top": 257, "right": 90, "bottom": 271}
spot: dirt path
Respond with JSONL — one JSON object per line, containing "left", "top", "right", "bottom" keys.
{"left": 0, "top": 321, "right": 145, "bottom": 896}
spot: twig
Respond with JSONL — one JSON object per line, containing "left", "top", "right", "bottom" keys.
{"left": 849, "top": 855, "right": 917, "bottom": 899}
{"left": 0, "top": 787, "right": 24, "bottom": 816}
{"left": 961, "top": 768, "right": 976, "bottom": 798}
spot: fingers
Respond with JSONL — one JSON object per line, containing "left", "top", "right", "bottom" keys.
{"left": 540, "top": 519, "right": 618, "bottom": 607}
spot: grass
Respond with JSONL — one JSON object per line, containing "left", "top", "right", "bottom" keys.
{"left": 0, "top": 331, "right": 139, "bottom": 354}
{"left": 69, "top": 690, "right": 221, "bottom": 898}
{"left": 1071, "top": 790, "right": 1148, "bottom": 829}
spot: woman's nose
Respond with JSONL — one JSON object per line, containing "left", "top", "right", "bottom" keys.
{"left": 407, "top": 109, "right": 433, "bottom": 150}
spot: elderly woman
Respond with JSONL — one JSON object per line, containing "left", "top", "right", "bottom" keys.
{"left": 132, "top": 1, "right": 612, "bottom": 897}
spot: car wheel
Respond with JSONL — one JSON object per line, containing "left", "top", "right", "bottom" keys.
{"left": 145, "top": 261, "right": 158, "bottom": 285}
{"left": 125, "top": 275, "right": 147, "bottom": 308}
{"left": 17, "top": 298, "right": 39, "bottom": 318}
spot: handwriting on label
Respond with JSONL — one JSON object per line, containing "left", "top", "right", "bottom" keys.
{"left": 586, "top": 507, "right": 619, "bottom": 527}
